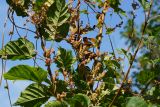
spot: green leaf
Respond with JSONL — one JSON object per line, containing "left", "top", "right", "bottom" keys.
{"left": 4, "top": 65, "right": 47, "bottom": 83}
{"left": 137, "top": 70, "right": 155, "bottom": 84}
{"left": 73, "top": 72, "right": 90, "bottom": 90}
{"left": 6, "top": 0, "right": 30, "bottom": 17}
{"left": 126, "top": 97, "right": 148, "bottom": 107}
{"left": 106, "top": 28, "right": 115, "bottom": 35}
{"left": 104, "top": 77, "right": 115, "bottom": 90}
{"left": 56, "top": 80, "right": 68, "bottom": 93}
{"left": 69, "top": 93, "right": 91, "bottom": 107}
{"left": 110, "top": 60, "right": 120, "bottom": 69}
{"left": 80, "top": 10, "right": 88, "bottom": 14}
{"left": 33, "top": 0, "right": 55, "bottom": 11}
{"left": 146, "top": 86, "right": 160, "bottom": 103}
{"left": 14, "top": 83, "right": 50, "bottom": 107}
{"left": 44, "top": 0, "right": 70, "bottom": 41}
{"left": 108, "top": 0, "right": 124, "bottom": 13}
{"left": 138, "top": 0, "right": 150, "bottom": 11}
{"left": 55, "top": 47, "right": 76, "bottom": 72}
{"left": 0, "top": 38, "right": 36, "bottom": 60}
{"left": 45, "top": 101, "right": 68, "bottom": 107}
{"left": 147, "top": 15, "right": 160, "bottom": 24}
{"left": 117, "top": 48, "right": 132, "bottom": 62}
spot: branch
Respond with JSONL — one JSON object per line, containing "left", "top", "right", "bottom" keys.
{"left": 96, "top": 0, "right": 111, "bottom": 51}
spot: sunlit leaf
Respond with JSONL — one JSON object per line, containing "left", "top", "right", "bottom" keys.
{"left": 0, "top": 38, "right": 36, "bottom": 60}
{"left": 33, "top": 0, "right": 55, "bottom": 11}
{"left": 44, "top": 0, "right": 70, "bottom": 42}
{"left": 14, "top": 83, "right": 50, "bottom": 107}
{"left": 126, "top": 97, "right": 148, "bottom": 107}
{"left": 69, "top": 93, "right": 91, "bottom": 107}
{"left": 55, "top": 47, "right": 76, "bottom": 72}
{"left": 45, "top": 101, "right": 68, "bottom": 107}
{"left": 4, "top": 65, "right": 47, "bottom": 83}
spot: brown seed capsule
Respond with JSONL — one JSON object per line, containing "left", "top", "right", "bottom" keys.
{"left": 45, "top": 58, "right": 52, "bottom": 66}
{"left": 55, "top": 71, "right": 59, "bottom": 77}
{"left": 57, "top": 94, "right": 61, "bottom": 100}
{"left": 101, "top": 71, "right": 106, "bottom": 78}
{"left": 63, "top": 70, "right": 68, "bottom": 77}
{"left": 52, "top": 75, "right": 56, "bottom": 81}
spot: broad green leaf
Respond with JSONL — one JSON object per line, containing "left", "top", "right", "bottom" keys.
{"left": 126, "top": 97, "right": 148, "bottom": 107}
{"left": 45, "top": 101, "right": 68, "bottom": 107}
{"left": 74, "top": 78, "right": 90, "bottom": 90}
{"left": 4, "top": 65, "right": 47, "bottom": 83}
{"left": 0, "top": 38, "right": 36, "bottom": 60}
{"left": 73, "top": 72, "right": 90, "bottom": 90}
{"left": 6, "top": 0, "right": 30, "bottom": 17}
{"left": 104, "top": 77, "right": 115, "bottom": 90}
{"left": 146, "top": 86, "right": 160, "bottom": 103}
{"left": 14, "top": 83, "right": 50, "bottom": 107}
{"left": 56, "top": 80, "right": 68, "bottom": 93}
{"left": 44, "top": 0, "right": 70, "bottom": 41}
{"left": 55, "top": 47, "right": 76, "bottom": 72}
{"left": 148, "top": 103, "right": 160, "bottom": 107}
{"left": 69, "top": 93, "right": 91, "bottom": 107}
{"left": 110, "top": 60, "right": 120, "bottom": 69}
{"left": 137, "top": 70, "right": 155, "bottom": 84}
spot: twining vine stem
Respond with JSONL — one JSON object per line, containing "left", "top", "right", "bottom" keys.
{"left": 109, "top": 0, "right": 154, "bottom": 106}
{"left": 1, "top": 10, "right": 12, "bottom": 107}
{"left": 7, "top": 8, "right": 36, "bottom": 34}
{"left": 37, "top": 26, "right": 54, "bottom": 85}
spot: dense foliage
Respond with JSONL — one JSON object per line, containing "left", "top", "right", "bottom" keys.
{"left": 0, "top": 0, "right": 160, "bottom": 107}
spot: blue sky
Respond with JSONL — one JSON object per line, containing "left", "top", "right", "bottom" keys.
{"left": 0, "top": 0, "right": 145, "bottom": 107}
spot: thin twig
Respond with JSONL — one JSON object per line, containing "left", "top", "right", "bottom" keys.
{"left": 9, "top": 10, "right": 21, "bottom": 37}
{"left": 4, "top": 59, "right": 12, "bottom": 107}
{"left": 108, "top": 35, "right": 116, "bottom": 59}
{"left": 0, "top": 13, "right": 8, "bottom": 86}
{"left": 8, "top": 8, "right": 36, "bottom": 34}
{"left": 109, "top": 0, "right": 154, "bottom": 106}
{"left": 0, "top": 33, "right": 5, "bottom": 86}
{"left": 5, "top": 80, "right": 12, "bottom": 107}
{"left": 84, "top": 0, "right": 100, "bottom": 14}
{"left": 86, "top": 6, "right": 90, "bottom": 25}
{"left": 34, "top": 39, "right": 38, "bottom": 67}
{"left": 77, "top": 0, "right": 81, "bottom": 37}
